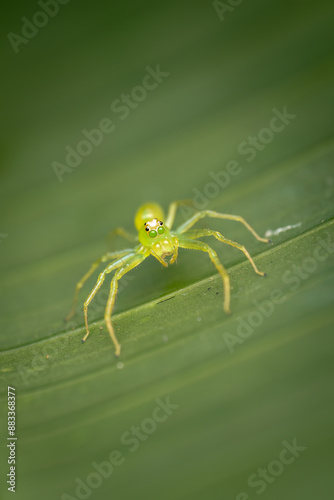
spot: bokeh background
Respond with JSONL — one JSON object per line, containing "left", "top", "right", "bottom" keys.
{"left": 1, "top": 1, "right": 334, "bottom": 499}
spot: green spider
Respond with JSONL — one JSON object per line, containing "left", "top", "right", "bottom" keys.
{"left": 65, "top": 201, "right": 269, "bottom": 356}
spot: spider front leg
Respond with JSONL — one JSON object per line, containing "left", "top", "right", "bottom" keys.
{"left": 81, "top": 253, "right": 135, "bottom": 342}
{"left": 176, "top": 210, "right": 270, "bottom": 243}
{"left": 65, "top": 249, "right": 135, "bottom": 322}
{"left": 183, "top": 229, "right": 266, "bottom": 276}
{"left": 104, "top": 251, "right": 149, "bottom": 357}
{"left": 178, "top": 237, "right": 231, "bottom": 314}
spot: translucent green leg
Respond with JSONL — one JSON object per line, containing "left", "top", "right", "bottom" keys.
{"left": 176, "top": 210, "right": 270, "bottom": 243}
{"left": 165, "top": 199, "right": 194, "bottom": 229}
{"left": 82, "top": 253, "right": 135, "bottom": 343}
{"left": 107, "top": 227, "right": 138, "bottom": 247}
{"left": 65, "top": 249, "right": 134, "bottom": 322}
{"left": 150, "top": 250, "right": 168, "bottom": 267}
{"left": 183, "top": 229, "right": 266, "bottom": 276}
{"left": 178, "top": 237, "right": 231, "bottom": 314}
{"left": 169, "top": 237, "right": 179, "bottom": 264}
{"left": 104, "top": 252, "right": 149, "bottom": 357}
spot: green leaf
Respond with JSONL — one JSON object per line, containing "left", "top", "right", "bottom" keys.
{"left": 1, "top": 1, "right": 334, "bottom": 499}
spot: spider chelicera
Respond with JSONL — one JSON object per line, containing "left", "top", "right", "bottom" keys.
{"left": 65, "top": 201, "right": 269, "bottom": 356}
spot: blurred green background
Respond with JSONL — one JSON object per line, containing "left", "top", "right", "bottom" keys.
{"left": 1, "top": 1, "right": 334, "bottom": 499}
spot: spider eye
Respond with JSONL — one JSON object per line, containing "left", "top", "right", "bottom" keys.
{"left": 149, "top": 230, "right": 157, "bottom": 238}
{"left": 145, "top": 227, "right": 149, "bottom": 231}
{"left": 158, "top": 226, "right": 165, "bottom": 235}
{"left": 159, "top": 221, "right": 163, "bottom": 225}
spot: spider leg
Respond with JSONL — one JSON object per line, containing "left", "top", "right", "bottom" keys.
{"left": 65, "top": 249, "right": 135, "bottom": 322}
{"left": 104, "top": 251, "right": 149, "bottom": 357}
{"left": 176, "top": 210, "right": 270, "bottom": 243}
{"left": 150, "top": 249, "right": 168, "bottom": 267}
{"left": 165, "top": 199, "right": 194, "bottom": 229}
{"left": 107, "top": 227, "right": 138, "bottom": 248}
{"left": 182, "top": 229, "right": 266, "bottom": 276}
{"left": 80, "top": 253, "right": 135, "bottom": 342}
{"left": 169, "top": 237, "right": 179, "bottom": 264}
{"left": 178, "top": 237, "right": 231, "bottom": 314}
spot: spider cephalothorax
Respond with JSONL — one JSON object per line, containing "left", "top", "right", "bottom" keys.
{"left": 66, "top": 201, "right": 269, "bottom": 357}
{"left": 141, "top": 216, "right": 178, "bottom": 263}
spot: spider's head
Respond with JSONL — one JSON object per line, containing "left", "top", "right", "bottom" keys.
{"left": 136, "top": 204, "right": 177, "bottom": 261}
{"left": 144, "top": 218, "right": 165, "bottom": 239}
{"left": 138, "top": 216, "right": 177, "bottom": 261}
{"left": 140, "top": 217, "right": 170, "bottom": 248}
